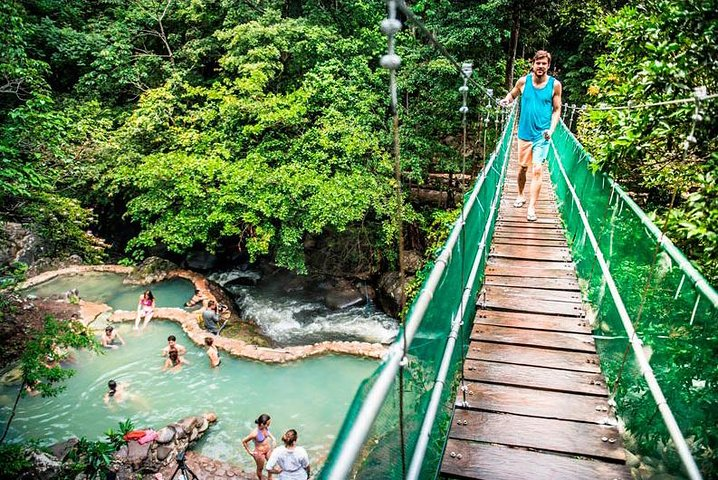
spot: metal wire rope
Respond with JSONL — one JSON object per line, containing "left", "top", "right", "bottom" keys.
{"left": 586, "top": 91, "right": 717, "bottom": 111}
{"left": 394, "top": 0, "right": 497, "bottom": 103}
{"left": 610, "top": 91, "right": 705, "bottom": 398}
{"left": 379, "top": 1, "right": 408, "bottom": 476}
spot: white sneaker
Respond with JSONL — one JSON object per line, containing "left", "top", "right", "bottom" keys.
{"left": 513, "top": 197, "right": 526, "bottom": 208}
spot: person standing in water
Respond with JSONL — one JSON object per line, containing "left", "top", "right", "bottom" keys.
{"left": 499, "top": 50, "right": 562, "bottom": 222}
{"left": 161, "top": 335, "right": 187, "bottom": 356}
{"left": 205, "top": 336, "right": 221, "bottom": 368}
{"left": 266, "top": 429, "right": 310, "bottom": 480}
{"left": 243, "top": 413, "right": 276, "bottom": 480}
{"left": 162, "top": 348, "right": 190, "bottom": 372}
{"left": 101, "top": 325, "right": 125, "bottom": 349}
{"left": 134, "top": 290, "right": 155, "bottom": 330}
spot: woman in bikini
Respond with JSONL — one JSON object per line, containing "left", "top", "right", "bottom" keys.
{"left": 134, "top": 290, "right": 155, "bottom": 330}
{"left": 242, "top": 413, "right": 276, "bottom": 480}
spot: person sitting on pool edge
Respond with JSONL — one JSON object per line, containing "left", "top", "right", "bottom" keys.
{"left": 101, "top": 325, "right": 125, "bottom": 349}
{"left": 161, "top": 335, "right": 187, "bottom": 357}
{"left": 134, "top": 290, "right": 156, "bottom": 330}
{"left": 205, "top": 336, "right": 221, "bottom": 368}
{"left": 185, "top": 288, "right": 207, "bottom": 310}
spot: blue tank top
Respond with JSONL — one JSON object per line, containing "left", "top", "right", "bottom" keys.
{"left": 518, "top": 74, "right": 555, "bottom": 142}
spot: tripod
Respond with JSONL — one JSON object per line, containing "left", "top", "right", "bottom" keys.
{"left": 169, "top": 452, "right": 200, "bottom": 480}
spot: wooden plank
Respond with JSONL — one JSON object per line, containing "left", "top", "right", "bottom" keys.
{"left": 475, "top": 310, "right": 591, "bottom": 334}
{"left": 484, "top": 275, "right": 579, "bottom": 291}
{"left": 464, "top": 359, "right": 606, "bottom": 395}
{"left": 493, "top": 227, "right": 566, "bottom": 240}
{"left": 467, "top": 341, "right": 602, "bottom": 373}
{"left": 487, "top": 258, "right": 574, "bottom": 270}
{"left": 456, "top": 381, "right": 614, "bottom": 424}
{"left": 490, "top": 244, "right": 572, "bottom": 262}
{"left": 498, "top": 220, "right": 562, "bottom": 230}
{"left": 484, "top": 294, "right": 585, "bottom": 317}
{"left": 441, "top": 440, "right": 631, "bottom": 480}
{"left": 471, "top": 324, "right": 595, "bottom": 353}
{"left": 498, "top": 215, "right": 560, "bottom": 225}
{"left": 484, "top": 285, "right": 582, "bottom": 303}
{"left": 491, "top": 236, "right": 567, "bottom": 247}
{"left": 485, "top": 265, "right": 577, "bottom": 279}
{"left": 449, "top": 410, "right": 624, "bottom": 461}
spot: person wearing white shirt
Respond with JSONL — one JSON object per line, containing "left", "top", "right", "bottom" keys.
{"left": 266, "top": 429, "right": 310, "bottom": 480}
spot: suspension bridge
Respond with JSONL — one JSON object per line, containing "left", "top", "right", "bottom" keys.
{"left": 315, "top": 1, "right": 716, "bottom": 479}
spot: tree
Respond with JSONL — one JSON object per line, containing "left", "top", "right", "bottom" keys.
{"left": 578, "top": 0, "right": 718, "bottom": 282}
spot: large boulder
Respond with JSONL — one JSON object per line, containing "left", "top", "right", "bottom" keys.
{"left": 325, "top": 287, "right": 366, "bottom": 310}
{"left": 377, "top": 271, "right": 413, "bottom": 318}
{"left": 0, "top": 222, "right": 42, "bottom": 266}
{"left": 124, "top": 257, "right": 179, "bottom": 285}
{"left": 25, "top": 450, "right": 62, "bottom": 480}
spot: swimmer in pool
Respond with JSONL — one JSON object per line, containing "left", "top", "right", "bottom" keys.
{"left": 161, "top": 335, "right": 187, "bottom": 357}
{"left": 162, "top": 348, "right": 190, "bottom": 372}
{"left": 101, "top": 325, "right": 125, "bottom": 349}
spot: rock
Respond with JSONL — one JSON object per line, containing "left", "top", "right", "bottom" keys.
{"left": 115, "top": 445, "right": 128, "bottom": 460}
{"left": 127, "top": 441, "right": 152, "bottom": 464}
{"left": 403, "top": 250, "right": 424, "bottom": 274}
{"left": 125, "top": 256, "right": 179, "bottom": 284}
{"left": 68, "top": 254, "right": 84, "bottom": 265}
{"left": 49, "top": 437, "right": 79, "bottom": 461}
{"left": 178, "top": 416, "right": 198, "bottom": 434}
{"left": 156, "top": 427, "right": 175, "bottom": 444}
{"left": 204, "top": 412, "right": 218, "bottom": 423}
{"left": 325, "top": 288, "right": 365, "bottom": 310}
{"left": 171, "top": 424, "right": 187, "bottom": 440}
{"left": 27, "top": 450, "right": 62, "bottom": 480}
{"left": 196, "top": 417, "right": 209, "bottom": 433}
{"left": 156, "top": 446, "right": 173, "bottom": 461}
{"left": 377, "top": 271, "right": 412, "bottom": 317}
{"left": 209, "top": 268, "right": 262, "bottom": 287}
{"left": 184, "top": 251, "right": 218, "bottom": 271}
{"left": 0, "top": 365, "right": 23, "bottom": 385}
{"left": 0, "top": 222, "right": 40, "bottom": 266}
{"left": 189, "top": 428, "right": 198, "bottom": 442}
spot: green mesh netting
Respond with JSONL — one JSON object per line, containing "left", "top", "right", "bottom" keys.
{"left": 318, "top": 108, "right": 516, "bottom": 480}
{"left": 548, "top": 123, "right": 718, "bottom": 478}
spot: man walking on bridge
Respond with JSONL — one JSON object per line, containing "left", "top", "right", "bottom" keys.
{"left": 499, "top": 50, "right": 562, "bottom": 222}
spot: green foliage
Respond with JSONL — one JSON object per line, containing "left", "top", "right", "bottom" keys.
{"left": 0, "top": 442, "right": 33, "bottom": 479}
{"left": 20, "top": 317, "right": 100, "bottom": 398}
{"left": 104, "top": 418, "right": 135, "bottom": 451}
{"left": 578, "top": 0, "right": 718, "bottom": 284}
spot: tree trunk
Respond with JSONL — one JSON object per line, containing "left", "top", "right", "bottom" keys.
{"left": 0, "top": 381, "right": 25, "bottom": 444}
{"left": 283, "top": 0, "right": 303, "bottom": 18}
{"left": 506, "top": 9, "right": 521, "bottom": 90}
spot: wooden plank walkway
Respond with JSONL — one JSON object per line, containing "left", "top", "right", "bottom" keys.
{"left": 440, "top": 142, "right": 631, "bottom": 480}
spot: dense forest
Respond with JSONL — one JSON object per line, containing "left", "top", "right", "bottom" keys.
{"left": 1, "top": 0, "right": 716, "bottom": 280}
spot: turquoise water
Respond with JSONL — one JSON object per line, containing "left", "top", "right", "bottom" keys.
{"left": 0, "top": 322, "right": 377, "bottom": 469}
{"left": 25, "top": 272, "right": 195, "bottom": 311}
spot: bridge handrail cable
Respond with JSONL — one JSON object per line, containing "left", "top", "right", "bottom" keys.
{"left": 549, "top": 132, "right": 704, "bottom": 480}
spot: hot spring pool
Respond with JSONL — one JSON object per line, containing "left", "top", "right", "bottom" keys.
{"left": 0, "top": 321, "right": 377, "bottom": 469}
{"left": 24, "top": 271, "right": 195, "bottom": 311}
